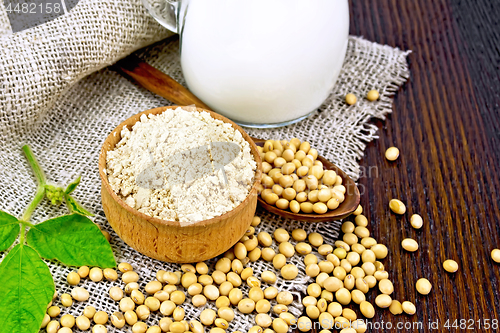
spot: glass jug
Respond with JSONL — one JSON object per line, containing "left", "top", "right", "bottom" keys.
{"left": 142, "top": 0, "right": 349, "bottom": 128}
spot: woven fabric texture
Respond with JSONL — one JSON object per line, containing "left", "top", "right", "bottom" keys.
{"left": 0, "top": 1, "right": 11, "bottom": 36}
{"left": 0, "top": 2, "right": 410, "bottom": 332}
{"left": 0, "top": 0, "right": 171, "bottom": 137}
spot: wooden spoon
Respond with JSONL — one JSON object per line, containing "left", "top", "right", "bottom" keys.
{"left": 253, "top": 139, "right": 360, "bottom": 222}
{"left": 114, "top": 54, "right": 211, "bottom": 109}
{"left": 114, "top": 55, "right": 361, "bottom": 221}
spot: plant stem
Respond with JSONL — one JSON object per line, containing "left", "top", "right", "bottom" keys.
{"left": 19, "top": 226, "right": 25, "bottom": 245}
{"left": 21, "top": 187, "right": 45, "bottom": 222}
{"left": 22, "top": 145, "right": 47, "bottom": 186}
{"left": 20, "top": 220, "right": 35, "bottom": 228}
{"left": 21, "top": 145, "right": 47, "bottom": 222}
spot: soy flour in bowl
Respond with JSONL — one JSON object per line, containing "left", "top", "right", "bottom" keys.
{"left": 105, "top": 107, "right": 257, "bottom": 224}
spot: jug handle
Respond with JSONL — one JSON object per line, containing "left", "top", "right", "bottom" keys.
{"left": 141, "top": 0, "right": 180, "bottom": 33}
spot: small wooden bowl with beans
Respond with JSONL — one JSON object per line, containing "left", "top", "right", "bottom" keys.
{"left": 253, "top": 139, "right": 360, "bottom": 222}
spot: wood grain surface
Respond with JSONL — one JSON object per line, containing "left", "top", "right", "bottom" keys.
{"left": 348, "top": 0, "right": 500, "bottom": 331}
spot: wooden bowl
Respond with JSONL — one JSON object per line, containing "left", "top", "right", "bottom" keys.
{"left": 254, "top": 140, "right": 360, "bottom": 222}
{"left": 99, "top": 106, "right": 262, "bottom": 263}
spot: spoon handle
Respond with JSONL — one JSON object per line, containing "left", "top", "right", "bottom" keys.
{"left": 114, "top": 54, "right": 211, "bottom": 110}
{"left": 114, "top": 56, "right": 267, "bottom": 142}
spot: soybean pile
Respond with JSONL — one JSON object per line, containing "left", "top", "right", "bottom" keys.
{"left": 258, "top": 138, "right": 346, "bottom": 215}
{"left": 40, "top": 206, "right": 430, "bottom": 333}
{"left": 39, "top": 139, "right": 479, "bottom": 333}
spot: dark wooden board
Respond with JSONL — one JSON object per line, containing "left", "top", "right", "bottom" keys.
{"left": 347, "top": 0, "right": 500, "bottom": 331}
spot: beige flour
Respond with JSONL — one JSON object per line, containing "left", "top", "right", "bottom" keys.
{"left": 105, "top": 107, "right": 256, "bottom": 224}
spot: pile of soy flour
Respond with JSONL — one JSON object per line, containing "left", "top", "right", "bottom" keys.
{"left": 0, "top": 0, "right": 410, "bottom": 331}
{"left": 105, "top": 107, "right": 257, "bottom": 224}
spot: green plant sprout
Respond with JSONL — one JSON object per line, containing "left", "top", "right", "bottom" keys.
{"left": 0, "top": 145, "right": 116, "bottom": 333}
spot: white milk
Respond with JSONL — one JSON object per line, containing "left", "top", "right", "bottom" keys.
{"left": 180, "top": 0, "right": 349, "bottom": 126}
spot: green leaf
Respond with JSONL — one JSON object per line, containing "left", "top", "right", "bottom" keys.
{"left": 65, "top": 176, "right": 81, "bottom": 194}
{"left": 26, "top": 214, "right": 115, "bottom": 268}
{"left": 0, "top": 211, "right": 20, "bottom": 251}
{"left": 64, "top": 194, "right": 94, "bottom": 216}
{"left": 0, "top": 244, "right": 54, "bottom": 333}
